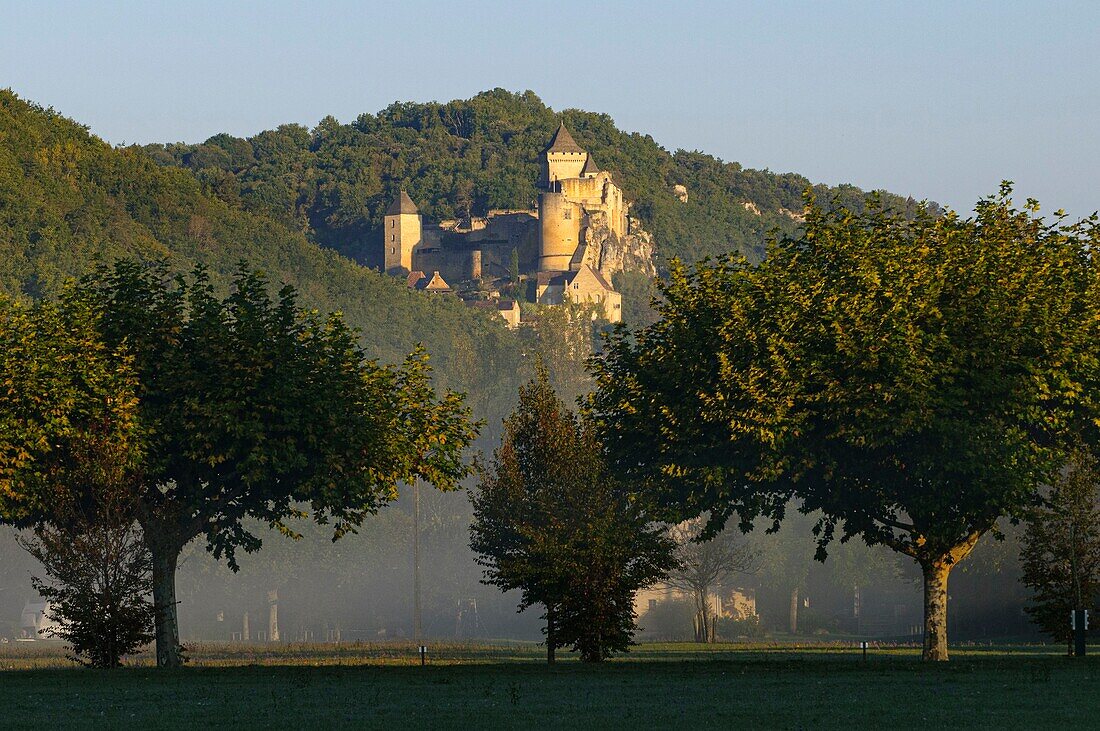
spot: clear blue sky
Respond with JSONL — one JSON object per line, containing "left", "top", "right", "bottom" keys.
{"left": 3, "top": 0, "right": 1098, "bottom": 217}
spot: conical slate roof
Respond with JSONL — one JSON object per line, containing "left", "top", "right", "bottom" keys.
{"left": 386, "top": 190, "right": 419, "bottom": 215}
{"left": 580, "top": 154, "right": 601, "bottom": 175}
{"left": 544, "top": 121, "right": 585, "bottom": 154}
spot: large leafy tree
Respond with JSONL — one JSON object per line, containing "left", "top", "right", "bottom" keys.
{"left": 590, "top": 187, "right": 1100, "bottom": 660}
{"left": 1020, "top": 449, "right": 1100, "bottom": 650}
{"left": 58, "top": 260, "right": 476, "bottom": 666}
{"left": 0, "top": 294, "right": 141, "bottom": 525}
{"left": 470, "top": 367, "right": 674, "bottom": 663}
{"left": 1, "top": 294, "right": 148, "bottom": 665}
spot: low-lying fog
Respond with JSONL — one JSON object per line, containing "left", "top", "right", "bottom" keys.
{"left": 0, "top": 488, "right": 1036, "bottom": 645}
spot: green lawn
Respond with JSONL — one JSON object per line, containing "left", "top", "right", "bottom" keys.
{"left": 0, "top": 643, "right": 1095, "bottom": 729}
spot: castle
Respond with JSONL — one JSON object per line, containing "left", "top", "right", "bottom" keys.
{"left": 383, "top": 123, "right": 648, "bottom": 324}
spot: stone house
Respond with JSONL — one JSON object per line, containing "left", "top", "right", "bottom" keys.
{"left": 535, "top": 263, "right": 622, "bottom": 323}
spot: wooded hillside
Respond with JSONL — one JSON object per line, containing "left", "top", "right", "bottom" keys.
{"left": 0, "top": 90, "right": 534, "bottom": 441}
{"left": 143, "top": 89, "right": 931, "bottom": 269}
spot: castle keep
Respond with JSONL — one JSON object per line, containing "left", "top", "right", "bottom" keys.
{"left": 536, "top": 122, "right": 628, "bottom": 272}
{"left": 383, "top": 123, "right": 652, "bottom": 324}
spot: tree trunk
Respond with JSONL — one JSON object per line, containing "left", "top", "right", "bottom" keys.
{"left": 150, "top": 543, "right": 182, "bottom": 667}
{"left": 546, "top": 604, "right": 556, "bottom": 665}
{"left": 921, "top": 560, "right": 951, "bottom": 661}
{"left": 789, "top": 587, "right": 799, "bottom": 634}
{"left": 693, "top": 588, "right": 710, "bottom": 643}
{"left": 916, "top": 531, "right": 983, "bottom": 662}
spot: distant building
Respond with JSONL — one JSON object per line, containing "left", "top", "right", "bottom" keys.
{"left": 384, "top": 122, "right": 632, "bottom": 321}
{"left": 465, "top": 298, "right": 522, "bottom": 329}
{"left": 634, "top": 584, "right": 757, "bottom": 633}
{"left": 406, "top": 270, "right": 452, "bottom": 293}
{"left": 537, "top": 122, "right": 628, "bottom": 271}
{"left": 384, "top": 190, "right": 422, "bottom": 273}
{"left": 535, "top": 264, "right": 621, "bottom": 323}
{"left": 19, "top": 601, "right": 59, "bottom": 640}
{"left": 496, "top": 298, "right": 521, "bottom": 329}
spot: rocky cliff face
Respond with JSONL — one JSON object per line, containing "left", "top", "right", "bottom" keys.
{"left": 580, "top": 211, "right": 658, "bottom": 280}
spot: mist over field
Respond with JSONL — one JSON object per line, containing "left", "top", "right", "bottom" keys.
{"left": 0, "top": 490, "right": 1034, "bottom": 645}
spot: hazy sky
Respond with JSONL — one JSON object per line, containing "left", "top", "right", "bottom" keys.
{"left": 3, "top": 0, "right": 1098, "bottom": 217}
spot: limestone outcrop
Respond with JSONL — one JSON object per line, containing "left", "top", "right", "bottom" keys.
{"left": 579, "top": 211, "right": 657, "bottom": 280}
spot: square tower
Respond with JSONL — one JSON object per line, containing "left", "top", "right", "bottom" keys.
{"left": 539, "top": 122, "right": 588, "bottom": 188}
{"left": 383, "top": 190, "right": 422, "bottom": 273}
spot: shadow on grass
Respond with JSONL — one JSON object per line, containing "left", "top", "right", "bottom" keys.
{"left": 0, "top": 645, "right": 1094, "bottom": 730}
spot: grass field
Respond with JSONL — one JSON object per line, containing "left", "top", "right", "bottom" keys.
{"left": 0, "top": 642, "right": 1096, "bottom": 729}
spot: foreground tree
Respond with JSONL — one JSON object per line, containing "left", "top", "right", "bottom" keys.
{"left": 1, "top": 294, "right": 148, "bottom": 667}
{"left": 1021, "top": 450, "right": 1100, "bottom": 650}
{"left": 665, "top": 521, "right": 757, "bottom": 642}
{"left": 0, "top": 295, "right": 140, "bottom": 526}
{"left": 470, "top": 367, "right": 674, "bottom": 662}
{"left": 19, "top": 481, "right": 154, "bottom": 668}
{"left": 47, "top": 261, "right": 475, "bottom": 667}
{"left": 590, "top": 187, "right": 1100, "bottom": 660}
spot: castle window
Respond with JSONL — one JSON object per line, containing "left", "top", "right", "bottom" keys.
{"left": 391, "top": 234, "right": 395, "bottom": 242}
{"left": 390, "top": 247, "right": 395, "bottom": 254}
{"left": 390, "top": 220, "right": 395, "bottom": 228}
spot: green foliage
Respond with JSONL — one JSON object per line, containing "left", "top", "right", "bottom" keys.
{"left": 0, "top": 89, "right": 536, "bottom": 445}
{"left": 77, "top": 260, "right": 467, "bottom": 545}
{"left": 142, "top": 88, "right": 921, "bottom": 270}
{"left": 61, "top": 261, "right": 477, "bottom": 666}
{"left": 590, "top": 186, "right": 1100, "bottom": 659}
{"left": 716, "top": 612, "right": 764, "bottom": 639}
{"left": 0, "top": 295, "right": 140, "bottom": 525}
{"left": 470, "top": 367, "right": 675, "bottom": 662}
{"left": 518, "top": 300, "right": 606, "bottom": 407}
{"left": 612, "top": 270, "right": 660, "bottom": 329}
{"left": 18, "top": 483, "right": 154, "bottom": 668}
{"left": 1020, "top": 450, "right": 1100, "bottom": 644}
{"left": 0, "top": 291, "right": 150, "bottom": 668}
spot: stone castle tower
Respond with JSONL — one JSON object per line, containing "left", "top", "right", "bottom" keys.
{"left": 539, "top": 121, "right": 588, "bottom": 187}
{"left": 382, "top": 122, "right": 635, "bottom": 287}
{"left": 383, "top": 190, "right": 422, "bottom": 272}
{"left": 537, "top": 122, "right": 628, "bottom": 272}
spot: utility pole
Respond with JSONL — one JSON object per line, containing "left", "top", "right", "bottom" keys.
{"left": 267, "top": 590, "right": 279, "bottom": 642}
{"left": 413, "top": 478, "right": 423, "bottom": 643}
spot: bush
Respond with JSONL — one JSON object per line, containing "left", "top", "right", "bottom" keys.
{"left": 716, "top": 613, "right": 764, "bottom": 639}
{"left": 18, "top": 487, "right": 154, "bottom": 668}
{"left": 636, "top": 598, "right": 696, "bottom": 641}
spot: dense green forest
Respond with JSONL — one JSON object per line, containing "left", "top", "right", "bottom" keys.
{"left": 143, "top": 89, "right": 932, "bottom": 269}
{"left": 0, "top": 90, "right": 551, "bottom": 448}
{"left": 0, "top": 87, "right": 940, "bottom": 437}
